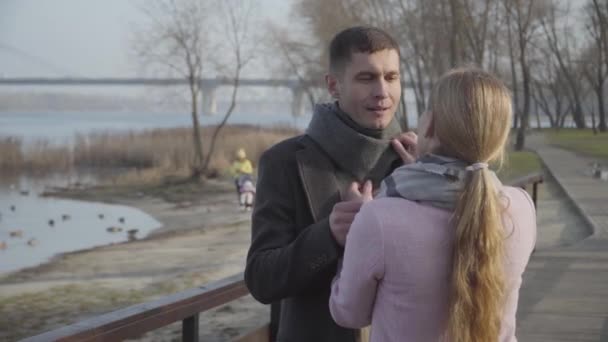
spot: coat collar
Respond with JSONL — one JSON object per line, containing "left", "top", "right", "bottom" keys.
{"left": 295, "top": 137, "right": 341, "bottom": 223}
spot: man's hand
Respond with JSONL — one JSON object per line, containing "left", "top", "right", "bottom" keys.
{"left": 342, "top": 180, "right": 373, "bottom": 202}
{"left": 392, "top": 131, "right": 418, "bottom": 165}
{"left": 329, "top": 181, "right": 372, "bottom": 246}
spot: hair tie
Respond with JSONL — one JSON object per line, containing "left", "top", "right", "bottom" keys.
{"left": 465, "top": 162, "right": 488, "bottom": 171}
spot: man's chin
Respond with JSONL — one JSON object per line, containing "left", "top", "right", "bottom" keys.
{"left": 371, "top": 116, "right": 394, "bottom": 130}
{"left": 365, "top": 111, "right": 394, "bottom": 129}
{"left": 366, "top": 120, "right": 390, "bottom": 130}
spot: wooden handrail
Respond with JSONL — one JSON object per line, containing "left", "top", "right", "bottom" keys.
{"left": 23, "top": 172, "right": 544, "bottom": 342}
{"left": 23, "top": 274, "right": 248, "bottom": 342}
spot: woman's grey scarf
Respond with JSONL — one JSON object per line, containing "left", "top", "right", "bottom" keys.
{"left": 377, "top": 154, "right": 503, "bottom": 210}
{"left": 306, "top": 102, "right": 401, "bottom": 182}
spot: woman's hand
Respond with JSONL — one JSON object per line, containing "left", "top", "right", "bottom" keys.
{"left": 391, "top": 131, "right": 417, "bottom": 164}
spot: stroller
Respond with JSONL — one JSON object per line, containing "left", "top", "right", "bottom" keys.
{"left": 236, "top": 175, "right": 256, "bottom": 211}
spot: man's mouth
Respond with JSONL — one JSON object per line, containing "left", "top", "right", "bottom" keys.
{"left": 366, "top": 106, "right": 390, "bottom": 113}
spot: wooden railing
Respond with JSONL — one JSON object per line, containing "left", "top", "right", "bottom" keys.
{"left": 23, "top": 172, "right": 544, "bottom": 342}
{"left": 508, "top": 172, "right": 544, "bottom": 208}
{"left": 22, "top": 274, "right": 254, "bottom": 342}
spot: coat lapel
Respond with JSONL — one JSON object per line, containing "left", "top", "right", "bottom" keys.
{"left": 296, "top": 139, "right": 341, "bottom": 223}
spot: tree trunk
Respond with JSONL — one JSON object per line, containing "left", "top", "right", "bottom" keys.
{"left": 402, "top": 57, "right": 425, "bottom": 118}
{"left": 572, "top": 100, "right": 586, "bottom": 128}
{"left": 506, "top": 11, "right": 520, "bottom": 130}
{"left": 202, "top": 68, "right": 241, "bottom": 175}
{"left": 559, "top": 104, "right": 572, "bottom": 129}
{"left": 448, "top": 0, "right": 461, "bottom": 67}
{"left": 591, "top": 109, "right": 598, "bottom": 134}
{"left": 399, "top": 86, "right": 409, "bottom": 131}
{"left": 414, "top": 57, "right": 427, "bottom": 116}
{"left": 515, "top": 60, "right": 530, "bottom": 151}
{"left": 533, "top": 81, "right": 557, "bottom": 128}
{"left": 534, "top": 99, "right": 542, "bottom": 130}
{"left": 189, "top": 82, "right": 204, "bottom": 178}
{"left": 598, "top": 83, "right": 607, "bottom": 132}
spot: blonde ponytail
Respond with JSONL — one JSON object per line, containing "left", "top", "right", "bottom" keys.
{"left": 427, "top": 68, "right": 513, "bottom": 342}
{"left": 447, "top": 168, "right": 505, "bottom": 341}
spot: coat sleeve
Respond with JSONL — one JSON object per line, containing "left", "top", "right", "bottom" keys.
{"left": 329, "top": 202, "right": 384, "bottom": 328}
{"left": 244, "top": 148, "right": 343, "bottom": 304}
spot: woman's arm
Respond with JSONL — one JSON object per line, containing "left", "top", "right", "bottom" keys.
{"left": 329, "top": 202, "right": 385, "bottom": 328}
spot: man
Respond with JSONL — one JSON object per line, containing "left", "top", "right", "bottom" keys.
{"left": 245, "top": 26, "right": 415, "bottom": 341}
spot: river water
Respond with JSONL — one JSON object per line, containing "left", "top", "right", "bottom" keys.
{"left": 0, "top": 173, "right": 162, "bottom": 274}
{"left": 0, "top": 108, "right": 310, "bottom": 274}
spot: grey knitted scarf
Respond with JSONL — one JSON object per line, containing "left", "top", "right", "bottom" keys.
{"left": 377, "top": 154, "right": 503, "bottom": 210}
{"left": 306, "top": 102, "right": 402, "bottom": 182}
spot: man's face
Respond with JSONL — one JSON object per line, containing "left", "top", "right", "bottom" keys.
{"left": 327, "top": 49, "right": 401, "bottom": 130}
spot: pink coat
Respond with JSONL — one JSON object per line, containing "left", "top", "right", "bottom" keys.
{"left": 330, "top": 186, "right": 537, "bottom": 342}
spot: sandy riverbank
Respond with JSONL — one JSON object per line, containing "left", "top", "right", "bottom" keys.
{"left": 0, "top": 179, "right": 268, "bottom": 341}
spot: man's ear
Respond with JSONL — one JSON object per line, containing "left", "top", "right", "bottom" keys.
{"left": 325, "top": 73, "right": 340, "bottom": 99}
{"left": 424, "top": 112, "right": 435, "bottom": 138}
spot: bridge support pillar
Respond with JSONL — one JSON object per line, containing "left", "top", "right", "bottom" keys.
{"left": 201, "top": 85, "right": 218, "bottom": 116}
{"left": 291, "top": 87, "right": 306, "bottom": 117}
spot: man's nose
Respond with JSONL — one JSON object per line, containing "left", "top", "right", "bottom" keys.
{"left": 372, "top": 79, "right": 389, "bottom": 98}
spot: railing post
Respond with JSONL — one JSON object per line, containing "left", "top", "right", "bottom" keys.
{"left": 183, "top": 314, "right": 199, "bottom": 342}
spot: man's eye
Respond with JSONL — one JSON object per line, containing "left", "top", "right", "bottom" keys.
{"left": 386, "top": 74, "right": 400, "bottom": 81}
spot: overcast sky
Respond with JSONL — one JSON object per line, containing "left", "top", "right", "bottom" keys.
{"left": 0, "top": 0, "right": 293, "bottom": 78}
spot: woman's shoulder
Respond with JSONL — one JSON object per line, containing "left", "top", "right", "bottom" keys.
{"left": 500, "top": 186, "right": 536, "bottom": 216}
{"left": 360, "top": 197, "right": 452, "bottom": 232}
{"left": 500, "top": 186, "right": 537, "bottom": 256}
{"left": 365, "top": 196, "right": 453, "bottom": 213}
{"left": 363, "top": 196, "right": 422, "bottom": 214}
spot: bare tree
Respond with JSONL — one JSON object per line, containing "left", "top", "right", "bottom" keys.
{"left": 447, "top": 0, "right": 466, "bottom": 67}
{"left": 134, "top": 0, "right": 212, "bottom": 177}
{"left": 266, "top": 24, "right": 326, "bottom": 108}
{"left": 134, "top": 0, "right": 256, "bottom": 178}
{"left": 505, "top": 5, "right": 521, "bottom": 130}
{"left": 394, "top": 0, "right": 450, "bottom": 116}
{"left": 502, "top": 0, "right": 547, "bottom": 150}
{"left": 264, "top": 0, "right": 363, "bottom": 109}
{"left": 592, "top": 0, "right": 608, "bottom": 73}
{"left": 460, "top": 0, "right": 499, "bottom": 67}
{"left": 540, "top": 2, "right": 587, "bottom": 129}
{"left": 531, "top": 63, "right": 571, "bottom": 130}
{"left": 584, "top": 0, "right": 608, "bottom": 132}
{"left": 398, "top": 1, "right": 433, "bottom": 116}
{"left": 201, "top": 0, "right": 256, "bottom": 174}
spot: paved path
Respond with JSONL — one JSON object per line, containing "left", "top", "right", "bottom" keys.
{"left": 517, "top": 134, "right": 608, "bottom": 342}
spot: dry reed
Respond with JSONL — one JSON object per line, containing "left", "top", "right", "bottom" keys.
{"left": 0, "top": 124, "right": 300, "bottom": 183}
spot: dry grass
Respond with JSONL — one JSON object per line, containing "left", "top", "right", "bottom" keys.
{"left": 0, "top": 137, "right": 72, "bottom": 174}
{"left": 0, "top": 124, "right": 301, "bottom": 183}
{"left": 0, "top": 137, "right": 23, "bottom": 173}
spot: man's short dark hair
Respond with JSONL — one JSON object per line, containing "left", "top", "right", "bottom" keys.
{"left": 329, "top": 26, "right": 400, "bottom": 74}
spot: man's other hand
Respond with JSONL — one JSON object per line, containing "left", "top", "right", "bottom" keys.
{"left": 330, "top": 181, "right": 372, "bottom": 246}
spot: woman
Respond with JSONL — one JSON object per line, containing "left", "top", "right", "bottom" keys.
{"left": 329, "top": 68, "right": 536, "bottom": 342}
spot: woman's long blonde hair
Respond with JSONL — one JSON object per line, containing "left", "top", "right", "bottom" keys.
{"left": 428, "top": 68, "right": 513, "bottom": 342}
